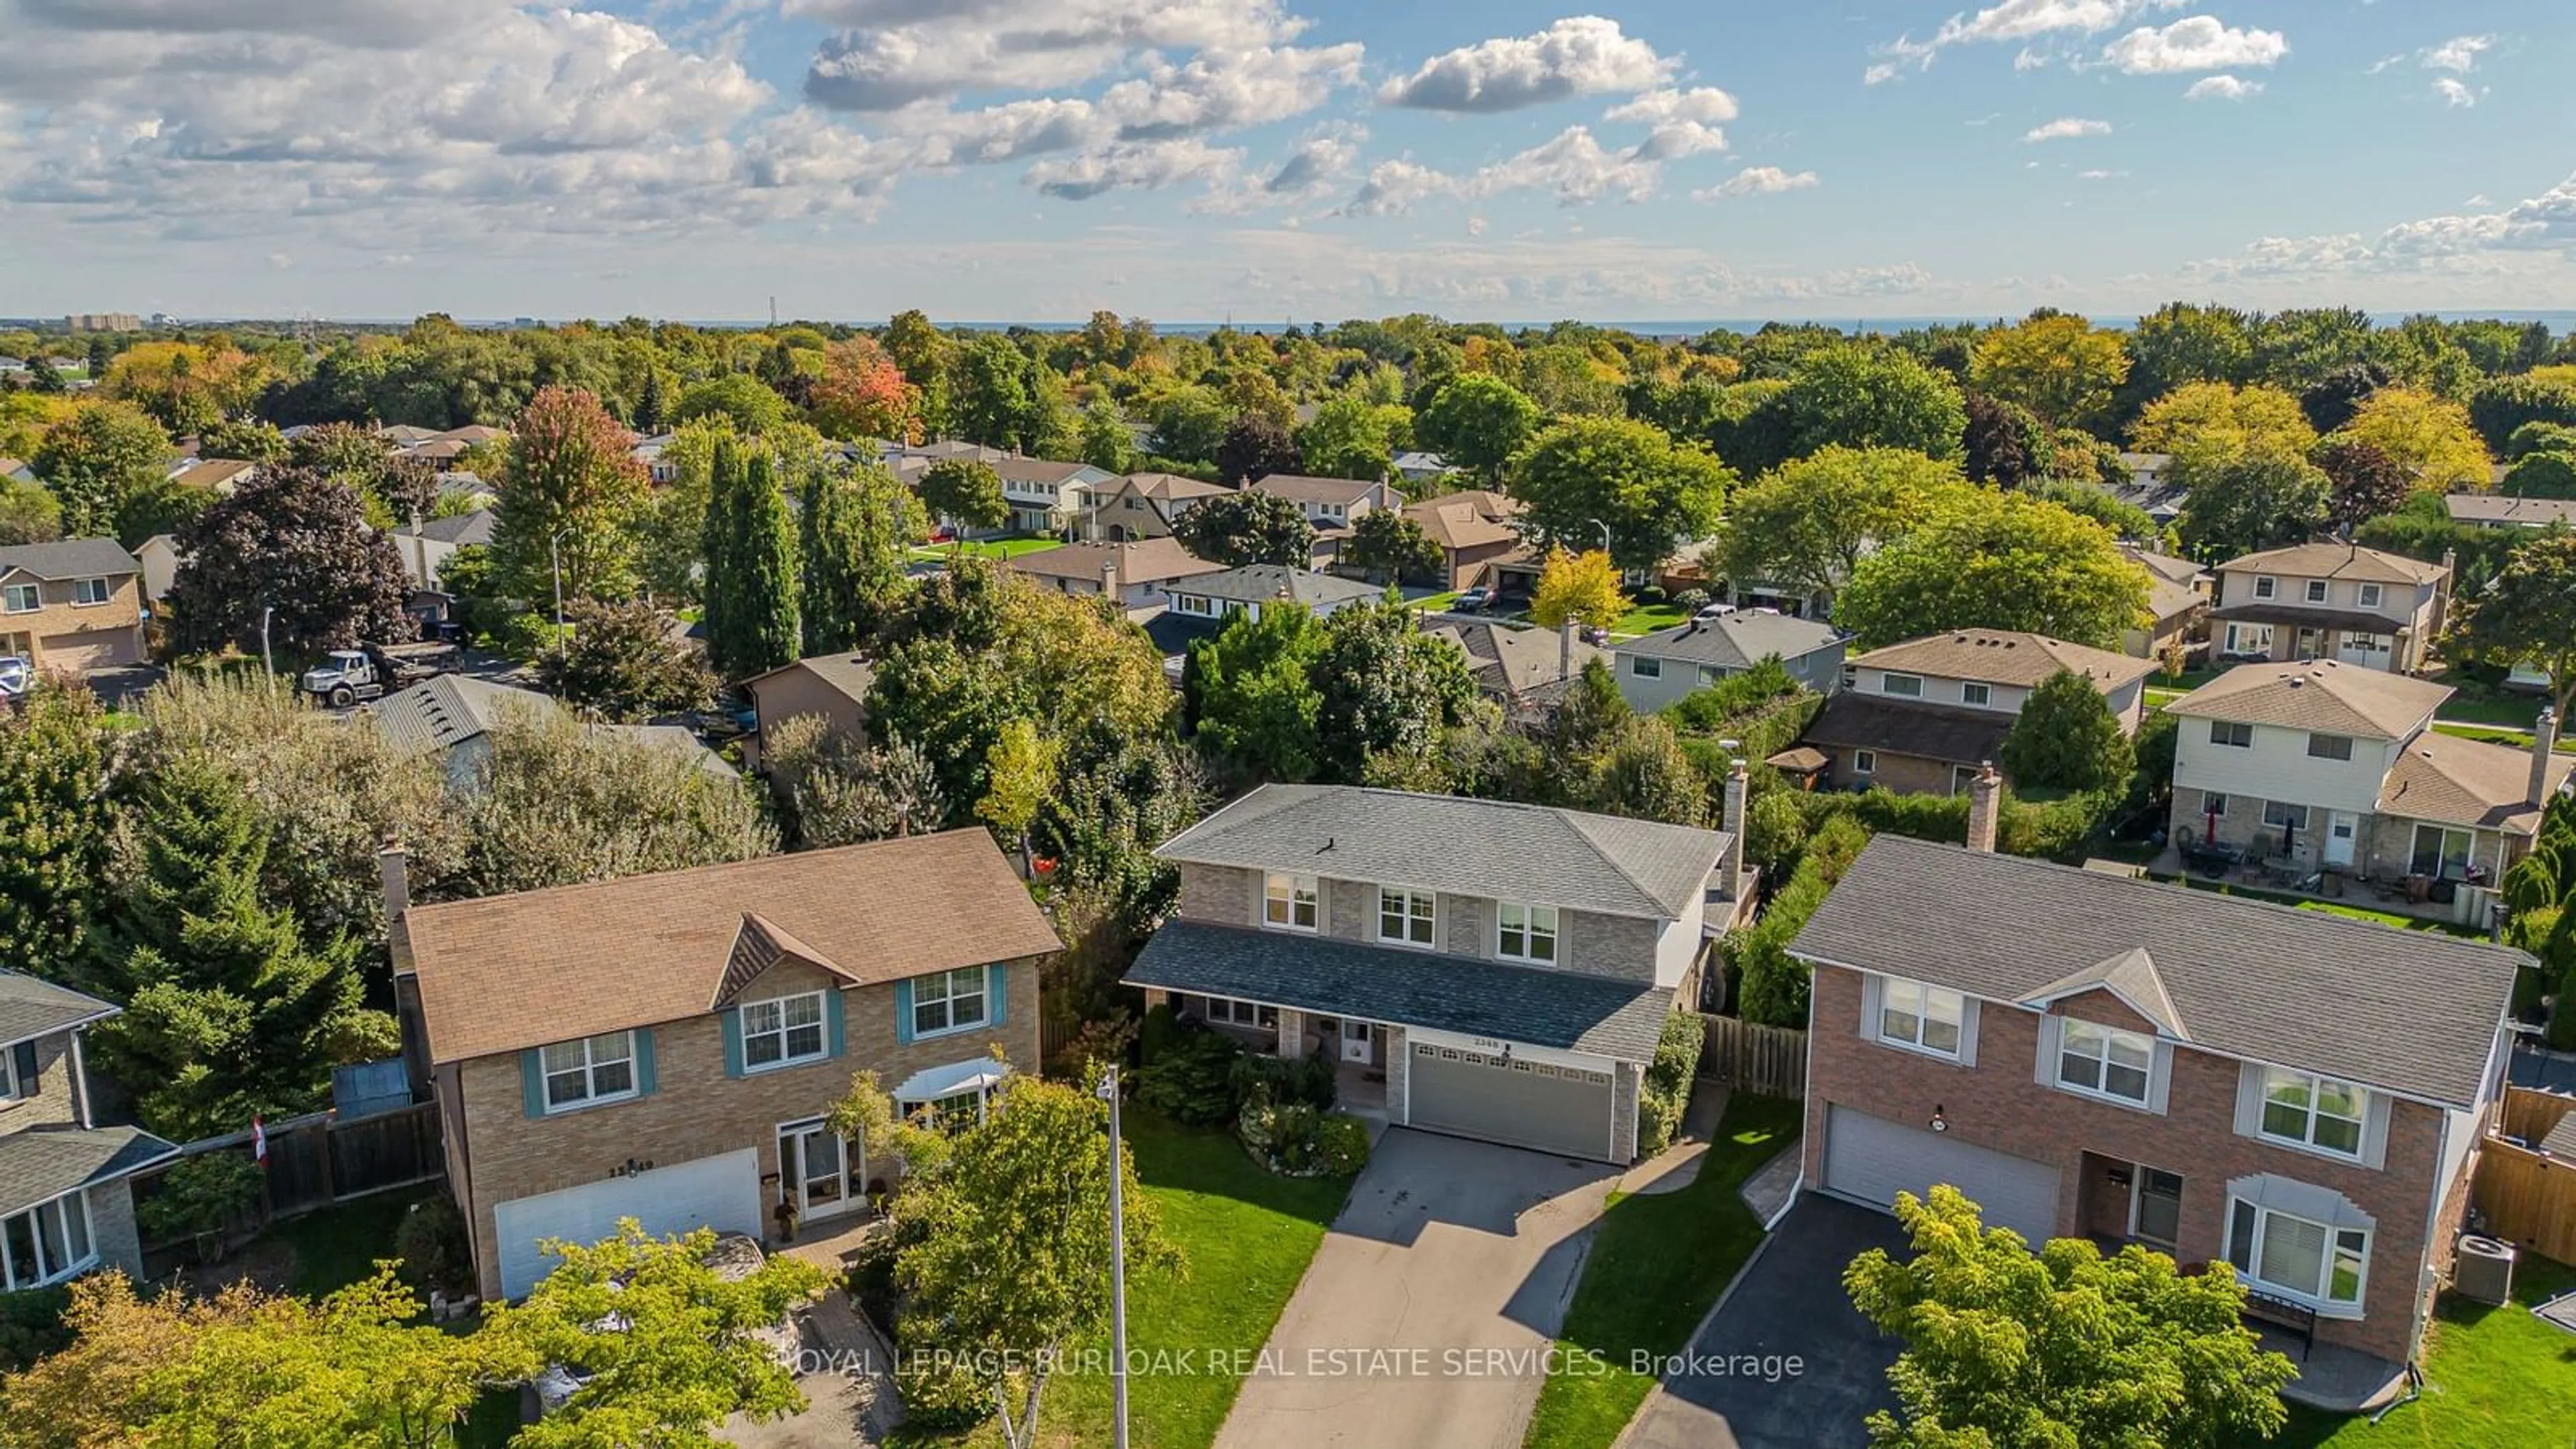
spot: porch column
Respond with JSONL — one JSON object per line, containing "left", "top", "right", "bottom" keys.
{"left": 1274, "top": 1008, "right": 1304, "bottom": 1059}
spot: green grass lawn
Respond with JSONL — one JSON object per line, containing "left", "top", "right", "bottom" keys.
{"left": 2267, "top": 1256, "right": 2576, "bottom": 1448}
{"left": 1612, "top": 601, "right": 1690, "bottom": 638}
{"left": 2145, "top": 687, "right": 2189, "bottom": 709}
{"left": 2436, "top": 693, "right": 2546, "bottom": 731}
{"left": 908, "top": 535, "right": 1067, "bottom": 563}
{"left": 269, "top": 1187, "right": 437, "bottom": 1298}
{"left": 1522, "top": 1093, "right": 1805, "bottom": 1449}
{"left": 2432, "top": 721, "right": 2576, "bottom": 753}
{"left": 894, "top": 1110, "right": 1354, "bottom": 1449}
{"left": 1407, "top": 590, "right": 1463, "bottom": 612}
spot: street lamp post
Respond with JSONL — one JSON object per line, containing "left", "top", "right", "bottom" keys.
{"left": 1096, "top": 1065, "right": 1130, "bottom": 1449}
{"left": 1591, "top": 518, "right": 1612, "bottom": 555}
{"left": 260, "top": 606, "right": 273, "bottom": 677}
{"left": 547, "top": 527, "right": 572, "bottom": 656}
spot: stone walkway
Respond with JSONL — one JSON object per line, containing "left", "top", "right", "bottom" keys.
{"left": 1616, "top": 1085, "right": 1730, "bottom": 1198}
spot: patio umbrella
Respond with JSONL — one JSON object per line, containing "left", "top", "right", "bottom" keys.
{"left": 2280, "top": 812, "right": 2297, "bottom": 861}
{"left": 2204, "top": 802, "right": 2218, "bottom": 847}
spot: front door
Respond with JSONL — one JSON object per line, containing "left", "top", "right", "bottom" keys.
{"left": 1341, "top": 1018, "right": 1373, "bottom": 1065}
{"left": 2324, "top": 812, "right": 2358, "bottom": 868}
{"left": 2132, "top": 1167, "right": 2183, "bottom": 1248}
{"left": 779, "top": 1119, "right": 853, "bottom": 1219}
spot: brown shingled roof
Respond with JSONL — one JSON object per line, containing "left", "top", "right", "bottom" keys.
{"left": 2163, "top": 659, "right": 2451, "bottom": 740}
{"left": 2377, "top": 730, "right": 2575, "bottom": 835}
{"left": 2218, "top": 542, "right": 2449, "bottom": 586}
{"left": 1405, "top": 490, "right": 1521, "bottom": 551}
{"left": 1851, "top": 631, "right": 2157, "bottom": 692}
{"left": 402, "top": 830, "right": 1059, "bottom": 1063}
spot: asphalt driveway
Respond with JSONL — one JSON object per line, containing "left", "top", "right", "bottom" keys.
{"left": 1216, "top": 1128, "right": 1623, "bottom": 1449}
{"left": 1623, "top": 1195, "right": 1907, "bottom": 1449}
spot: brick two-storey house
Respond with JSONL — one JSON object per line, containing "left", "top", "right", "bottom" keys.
{"left": 2209, "top": 543, "right": 2450, "bottom": 674}
{"left": 1126, "top": 783, "right": 1752, "bottom": 1164}
{"left": 394, "top": 831, "right": 1059, "bottom": 1301}
{"left": 1797, "top": 630, "right": 2155, "bottom": 796}
{"left": 1790, "top": 825, "right": 2525, "bottom": 1369}
{"left": 0, "top": 538, "right": 150, "bottom": 677}
{"left": 0, "top": 973, "right": 178, "bottom": 1293}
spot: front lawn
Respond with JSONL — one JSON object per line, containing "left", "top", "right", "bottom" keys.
{"left": 907, "top": 535, "right": 1066, "bottom": 563}
{"left": 2432, "top": 720, "right": 2576, "bottom": 753}
{"left": 895, "top": 1110, "right": 1354, "bottom": 1449}
{"left": 1613, "top": 601, "right": 1690, "bottom": 638}
{"left": 2268, "top": 1254, "right": 2576, "bottom": 1448}
{"left": 1522, "top": 1093, "right": 1805, "bottom": 1449}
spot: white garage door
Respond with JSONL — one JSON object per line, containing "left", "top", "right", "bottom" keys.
{"left": 1407, "top": 1041, "right": 1616, "bottom": 1161}
{"left": 492, "top": 1148, "right": 762, "bottom": 1299}
{"left": 1822, "top": 1106, "right": 2061, "bottom": 1244}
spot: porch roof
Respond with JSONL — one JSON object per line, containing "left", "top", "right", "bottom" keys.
{"left": 0, "top": 1126, "right": 180, "bottom": 1216}
{"left": 2207, "top": 602, "right": 2405, "bottom": 637}
{"left": 1126, "top": 920, "right": 1670, "bottom": 1063}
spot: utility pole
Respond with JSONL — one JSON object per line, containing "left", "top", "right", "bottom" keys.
{"left": 260, "top": 605, "right": 273, "bottom": 677}
{"left": 1097, "top": 1065, "right": 1130, "bottom": 1449}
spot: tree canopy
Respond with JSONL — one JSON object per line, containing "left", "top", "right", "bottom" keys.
{"left": 1717, "top": 446, "right": 1960, "bottom": 608}
{"left": 1835, "top": 488, "right": 2149, "bottom": 651}
{"left": 1507, "top": 415, "right": 1733, "bottom": 573}
{"left": 166, "top": 467, "right": 413, "bottom": 660}
{"left": 1527, "top": 546, "right": 1628, "bottom": 630}
{"left": 1171, "top": 488, "right": 1315, "bottom": 567}
{"left": 2000, "top": 669, "right": 2136, "bottom": 793}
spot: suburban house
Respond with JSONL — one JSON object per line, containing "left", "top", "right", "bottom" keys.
{"left": 2444, "top": 495, "right": 2576, "bottom": 531}
{"left": 0, "top": 458, "right": 35, "bottom": 484}
{"left": 370, "top": 675, "right": 732, "bottom": 789}
{"left": 384, "top": 510, "right": 496, "bottom": 592}
{"left": 2107, "top": 451, "right": 2190, "bottom": 524}
{"left": 2209, "top": 543, "right": 2451, "bottom": 674}
{"left": 633, "top": 433, "right": 679, "bottom": 484}
{"left": 2164, "top": 660, "right": 2573, "bottom": 885}
{"left": 170, "top": 458, "right": 258, "bottom": 493}
{"left": 1403, "top": 490, "right": 1528, "bottom": 592}
{"left": 0, "top": 539, "right": 150, "bottom": 676}
{"left": 1004, "top": 537, "right": 1226, "bottom": 608}
{"left": 1425, "top": 619, "right": 1607, "bottom": 720}
{"left": 1248, "top": 474, "right": 1394, "bottom": 541}
{"left": 1393, "top": 451, "right": 1450, "bottom": 484}
{"left": 989, "top": 457, "right": 1116, "bottom": 537}
{"left": 2119, "top": 545, "right": 2212, "bottom": 662}
{"left": 1126, "top": 782, "right": 1753, "bottom": 1163}
{"left": 1612, "top": 608, "right": 1849, "bottom": 712}
{"left": 131, "top": 534, "right": 184, "bottom": 603}
{"left": 1090, "top": 472, "right": 1234, "bottom": 542}
{"left": 1792, "top": 824, "right": 2527, "bottom": 1371}
{"left": 735, "top": 651, "right": 874, "bottom": 773}
{"left": 1798, "top": 631, "right": 2154, "bottom": 796}
{"left": 392, "top": 831, "right": 1061, "bottom": 1300}
{"left": 1161, "top": 564, "right": 1383, "bottom": 627}
{"left": 0, "top": 973, "right": 179, "bottom": 1293}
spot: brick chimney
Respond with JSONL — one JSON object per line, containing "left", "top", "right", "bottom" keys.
{"left": 1720, "top": 759, "right": 1750, "bottom": 898}
{"left": 1100, "top": 554, "right": 1120, "bottom": 602}
{"left": 1966, "top": 761, "right": 2002, "bottom": 853}
{"left": 378, "top": 836, "right": 411, "bottom": 923}
{"left": 2532, "top": 706, "right": 2559, "bottom": 806}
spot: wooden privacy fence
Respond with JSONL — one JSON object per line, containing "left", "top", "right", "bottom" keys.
{"left": 1699, "top": 1015, "right": 1808, "bottom": 1099}
{"left": 2473, "top": 1086, "right": 2576, "bottom": 1267}
{"left": 130, "top": 1101, "right": 446, "bottom": 1258}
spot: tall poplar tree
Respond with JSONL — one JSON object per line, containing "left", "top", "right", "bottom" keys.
{"left": 799, "top": 461, "right": 915, "bottom": 655}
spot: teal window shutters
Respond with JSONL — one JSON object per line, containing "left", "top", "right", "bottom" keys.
{"left": 894, "top": 979, "right": 915, "bottom": 1045}
{"left": 634, "top": 1028, "right": 658, "bottom": 1095}
{"left": 826, "top": 988, "right": 847, "bottom": 1058}
{"left": 720, "top": 1010, "right": 746, "bottom": 1078}
{"left": 520, "top": 1049, "right": 545, "bottom": 1118}
{"left": 987, "top": 963, "right": 1008, "bottom": 1027}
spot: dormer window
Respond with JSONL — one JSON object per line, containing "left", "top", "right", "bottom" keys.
{"left": 740, "top": 991, "right": 828, "bottom": 1071}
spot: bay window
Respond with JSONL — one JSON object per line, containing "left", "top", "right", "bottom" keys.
{"left": 2057, "top": 1018, "right": 2153, "bottom": 1105}
{"left": 2229, "top": 1199, "right": 2368, "bottom": 1311}
{"left": 2259, "top": 1068, "right": 2366, "bottom": 1157}
{"left": 0, "top": 1193, "right": 94, "bottom": 1291}
{"left": 1263, "top": 873, "right": 1318, "bottom": 931}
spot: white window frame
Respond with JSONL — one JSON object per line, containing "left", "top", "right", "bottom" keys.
{"left": 912, "top": 965, "right": 990, "bottom": 1039}
{"left": 70, "top": 578, "right": 110, "bottom": 606}
{"left": 2304, "top": 579, "right": 2329, "bottom": 604}
{"left": 2224, "top": 622, "right": 2274, "bottom": 656}
{"left": 1852, "top": 749, "right": 1878, "bottom": 775}
{"left": 2209, "top": 720, "right": 2254, "bottom": 749}
{"left": 1876, "top": 978, "right": 1966, "bottom": 1060}
{"left": 2357, "top": 582, "right": 2383, "bottom": 608}
{"left": 1629, "top": 655, "right": 1662, "bottom": 679}
{"left": 2263, "top": 800, "right": 2310, "bottom": 833}
{"left": 1174, "top": 593, "right": 1214, "bottom": 617}
{"left": 2252, "top": 575, "right": 2278, "bottom": 600}
{"left": 1377, "top": 886, "right": 1436, "bottom": 947}
{"left": 2055, "top": 1018, "right": 2154, "bottom": 1106}
{"left": 2257, "top": 1067, "right": 2367, "bottom": 1159}
{"left": 2306, "top": 733, "right": 2354, "bottom": 762}
{"left": 2227, "top": 1199, "right": 2369, "bottom": 1313}
{"left": 1960, "top": 682, "right": 1992, "bottom": 706}
{"left": 0, "top": 1190, "right": 96, "bottom": 1292}
{"left": 0, "top": 584, "right": 36, "bottom": 614}
{"left": 541, "top": 1030, "right": 637, "bottom": 1112}
{"left": 2202, "top": 790, "right": 2229, "bottom": 817}
{"left": 1497, "top": 902, "right": 1559, "bottom": 964}
{"left": 740, "top": 990, "right": 828, "bottom": 1072}
{"left": 1263, "top": 872, "right": 1320, "bottom": 932}
{"left": 1880, "top": 672, "right": 1923, "bottom": 698}
{"left": 1195, "top": 994, "right": 1278, "bottom": 1030}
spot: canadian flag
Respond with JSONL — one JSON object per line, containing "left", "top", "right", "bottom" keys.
{"left": 251, "top": 1115, "right": 268, "bottom": 1165}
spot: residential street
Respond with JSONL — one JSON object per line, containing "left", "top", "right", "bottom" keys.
{"left": 1215, "top": 1129, "right": 1622, "bottom": 1449}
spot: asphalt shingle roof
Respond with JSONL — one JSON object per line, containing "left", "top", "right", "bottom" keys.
{"left": 0, "top": 1126, "right": 178, "bottom": 1216}
{"left": 389, "top": 510, "right": 497, "bottom": 546}
{"left": 2377, "top": 729, "right": 2574, "bottom": 835}
{"left": 0, "top": 973, "right": 115, "bottom": 1047}
{"left": 1250, "top": 474, "right": 1379, "bottom": 505}
{"left": 2163, "top": 659, "right": 2451, "bottom": 740}
{"left": 2218, "top": 543, "right": 2449, "bottom": 586}
{"left": 0, "top": 538, "right": 139, "bottom": 582}
{"left": 1126, "top": 920, "right": 1672, "bottom": 1061}
{"left": 1853, "top": 631, "right": 2155, "bottom": 691}
{"left": 1790, "top": 835, "right": 2525, "bottom": 1108}
{"left": 370, "top": 675, "right": 556, "bottom": 754}
{"left": 2445, "top": 496, "right": 2576, "bottom": 529}
{"left": 1166, "top": 565, "right": 1383, "bottom": 608}
{"left": 1621, "top": 610, "right": 1845, "bottom": 671}
{"left": 1157, "top": 783, "right": 1725, "bottom": 920}
{"left": 1801, "top": 694, "right": 2012, "bottom": 768}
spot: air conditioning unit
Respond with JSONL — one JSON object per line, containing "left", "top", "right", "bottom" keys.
{"left": 2455, "top": 1234, "right": 2516, "bottom": 1306}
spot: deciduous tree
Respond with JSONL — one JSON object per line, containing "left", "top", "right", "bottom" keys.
{"left": 536, "top": 597, "right": 716, "bottom": 721}
{"left": 165, "top": 468, "right": 413, "bottom": 660}
{"left": 492, "top": 385, "right": 651, "bottom": 605}
{"left": 1717, "top": 447, "right": 1960, "bottom": 609}
{"left": 1970, "top": 313, "right": 2131, "bottom": 431}
{"left": 1296, "top": 396, "right": 1409, "bottom": 483}
{"left": 763, "top": 716, "right": 947, "bottom": 849}
{"left": 807, "top": 335, "right": 920, "bottom": 443}
{"left": 1960, "top": 394, "right": 2049, "bottom": 488}
{"left": 2332, "top": 386, "right": 2492, "bottom": 494}
{"left": 1342, "top": 508, "right": 1446, "bottom": 586}
{"left": 1312, "top": 598, "right": 1483, "bottom": 784}
{"left": 1171, "top": 487, "right": 1314, "bottom": 567}
{"left": 1216, "top": 412, "right": 1301, "bottom": 486}
{"left": 1507, "top": 415, "right": 1732, "bottom": 574}
{"left": 2455, "top": 530, "right": 2576, "bottom": 721}
{"left": 1769, "top": 344, "right": 1968, "bottom": 465}
{"left": 2176, "top": 453, "right": 2333, "bottom": 564}
{"left": 32, "top": 400, "right": 170, "bottom": 538}
{"left": 1527, "top": 546, "right": 1628, "bottom": 629}
{"left": 0, "top": 476, "right": 60, "bottom": 546}
{"left": 1413, "top": 373, "right": 1538, "bottom": 483}
{"left": 1845, "top": 1185, "right": 2296, "bottom": 1449}
{"left": 1184, "top": 604, "right": 1328, "bottom": 783}
{"left": 2129, "top": 381, "right": 2315, "bottom": 490}
{"left": 672, "top": 372, "right": 793, "bottom": 435}
{"left": 2000, "top": 669, "right": 2135, "bottom": 792}
{"left": 916, "top": 458, "right": 1010, "bottom": 537}
{"left": 2313, "top": 437, "right": 2412, "bottom": 529}
{"left": 1835, "top": 488, "right": 2149, "bottom": 651}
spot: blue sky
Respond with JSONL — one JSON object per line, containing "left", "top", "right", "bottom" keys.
{"left": 0, "top": 0, "right": 2568, "bottom": 323}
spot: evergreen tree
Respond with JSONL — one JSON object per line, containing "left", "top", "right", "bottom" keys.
{"left": 635, "top": 368, "right": 667, "bottom": 433}
{"left": 88, "top": 763, "right": 386, "bottom": 1140}
{"left": 0, "top": 681, "right": 112, "bottom": 983}
{"left": 699, "top": 437, "right": 747, "bottom": 675}
{"left": 728, "top": 451, "right": 801, "bottom": 676}
{"left": 800, "top": 461, "right": 914, "bottom": 654}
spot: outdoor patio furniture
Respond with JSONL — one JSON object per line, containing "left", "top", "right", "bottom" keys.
{"left": 2244, "top": 1289, "right": 2317, "bottom": 1360}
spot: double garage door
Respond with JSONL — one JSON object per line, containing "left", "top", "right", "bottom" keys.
{"left": 491, "top": 1148, "right": 763, "bottom": 1300}
{"left": 1821, "top": 1106, "right": 2061, "bottom": 1244}
{"left": 39, "top": 631, "right": 138, "bottom": 672}
{"left": 1407, "top": 1041, "right": 1616, "bottom": 1161}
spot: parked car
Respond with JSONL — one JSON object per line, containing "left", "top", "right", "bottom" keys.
{"left": 1452, "top": 586, "right": 1492, "bottom": 612}
{"left": 0, "top": 655, "right": 28, "bottom": 698}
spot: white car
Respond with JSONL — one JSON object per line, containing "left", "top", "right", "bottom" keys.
{"left": 0, "top": 656, "right": 30, "bottom": 699}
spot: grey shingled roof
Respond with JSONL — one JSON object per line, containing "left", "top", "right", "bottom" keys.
{"left": 0, "top": 973, "right": 115, "bottom": 1047}
{"left": 1157, "top": 783, "right": 1725, "bottom": 920}
{"left": 1167, "top": 565, "right": 1383, "bottom": 609}
{"left": 1620, "top": 610, "right": 1845, "bottom": 671}
{"left": 0, "top": 538, "right": 140, "bottom": 582}
{"left": 1790, "top": 835, "right": 2524, "bottom": 1108}
{"left": 389, "top": 510, "right": 496, "bottom": 547}
{"left": 0, "top": 1126, "right": 179, "bottom": 1216}
{"left": 369, "top": 675, "right": 557, "bottom": 753}
{"left": 1802, "top": 693, "right": 2012, "bottom": 768}
{"left": 1126, "top": 920, "right": 1672, "bottom": 1061}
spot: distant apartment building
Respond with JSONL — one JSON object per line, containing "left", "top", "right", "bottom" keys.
{"left": 63, "top": 314, "right": 142, "bottom": 333}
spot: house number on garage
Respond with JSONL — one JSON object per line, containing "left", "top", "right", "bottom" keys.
{"left": 1468, "top": 1037, "right": 1507, "bottom": 1053}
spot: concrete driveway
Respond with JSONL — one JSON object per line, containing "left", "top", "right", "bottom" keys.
{"left": 1216, "top": 1128, "right": 1623, "bottom": 1449}
{"left": 718, "top": 1293, "right": 900, "bottom": 1448}
{"left": 1623, "top": 1196, "right": 1906, "bottom": 1449}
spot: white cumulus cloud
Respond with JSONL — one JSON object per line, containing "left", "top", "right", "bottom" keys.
{"left": 2098, "top": 16, "right": 2288, "bottom": 74}
{"left": 2025, "top": 117, "right": 2113, "bottom": 142}
{"left": 2420, "top": 34, "right": 2493, "bottom": 74}
{"left": 1603, "top": 87, "right": 1739, "bottom": 125}
{"left": 1867, "top": 0, "right": 2183, "bottom": 83}
{"left": 1693, "top": 166, "right": 1819, "bottom": 201}
{"left": 2183, "top": 74, "right": 2262, "bottom": 101}
{"left": 1377, "top": 16, "right": 1674, "bottom": 112}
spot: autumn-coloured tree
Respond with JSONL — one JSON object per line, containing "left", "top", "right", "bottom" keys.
{"left": 164, "top": 468, "right": 413, "bottom": 660}
{"left": 491, "top": 385, "right": 651, "bottom": 606}
{"left": 808, "top": 336, "right": 922, "bottom": 443}
{"left": 1527, "top": 546, "right": 1629, "bottom": 630}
